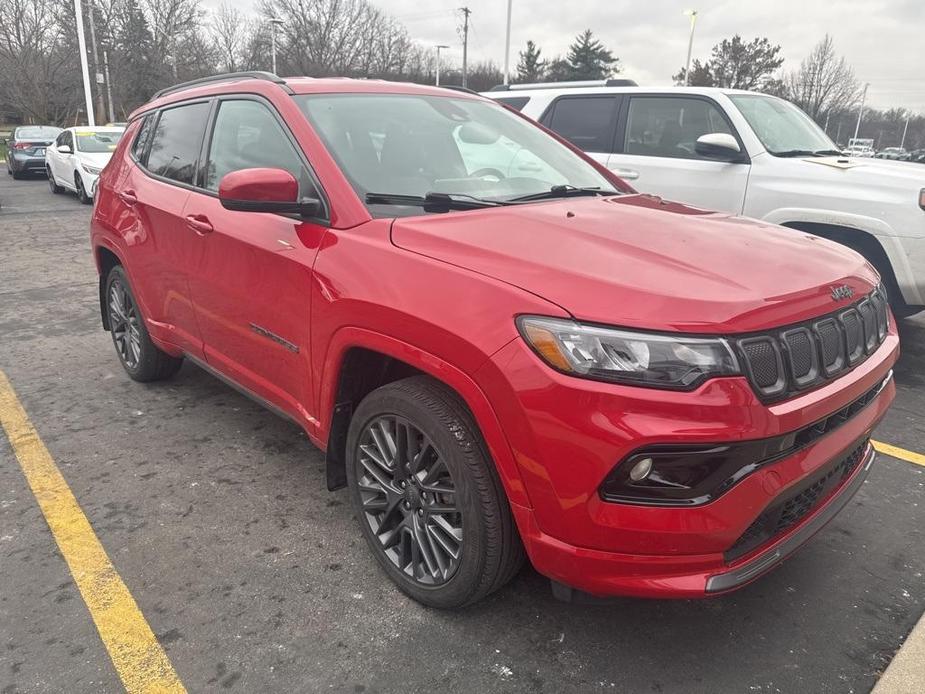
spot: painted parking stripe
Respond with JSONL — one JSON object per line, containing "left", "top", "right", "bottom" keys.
{"left": 872, "top": 440, "right": 925, "bottom": 468}
{"left": 0, "top": 370, "right": 186, "bottom": 693}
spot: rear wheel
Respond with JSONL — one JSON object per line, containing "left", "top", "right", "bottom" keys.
{"left": 75, "top": 173, "right": 91, "bottom": 204}
{"left": 105, "top": 265, "right": 183, "bottom": 382}
{"left": 346, "top": 376, "right": 524, "bottom": 608}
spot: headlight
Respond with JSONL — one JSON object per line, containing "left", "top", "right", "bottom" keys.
{"left": 82, "top": 163, "right": 102, "bottom": 175}
{"left": 517, "top": 316, "right": 740, "bottom": 390}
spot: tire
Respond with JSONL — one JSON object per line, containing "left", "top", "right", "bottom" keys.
{"left": 11, "top": 168, "right": 23, "bottom": 180}
{"left": 75, "top": 173, "right": 92, "bottom": 204}
{"left": 48, "top": 168, "right": 63, "bottom": 194}
{"left": 104, "top": 265, "right": 183, "bottom": 382}
{"left": 346, "top": 376, "right": 524, "bottom": 608}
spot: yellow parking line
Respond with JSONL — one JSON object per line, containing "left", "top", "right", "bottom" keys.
{"left": 872, "top": 440, "right": 925, "bottom": 468}
{"left": 0, "top": 370, "right": 186, "bottom": 694}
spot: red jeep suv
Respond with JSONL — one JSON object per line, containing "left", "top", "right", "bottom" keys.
{"left": 91, "top": 72, "right": 898, "bottom": 608}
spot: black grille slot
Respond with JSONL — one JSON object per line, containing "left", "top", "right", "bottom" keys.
{"left": 814, "top": 318, "right": 845, "bottom": 376}
{"left": 725, "top": 441, "right": 869, "bottom": 562}
{"left": 736, "top": 289, "right": 889, "bottom": 402}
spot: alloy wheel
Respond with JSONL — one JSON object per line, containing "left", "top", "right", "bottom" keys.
{"left": 108, "top": 279, "right": 142, "bottom": 369}
{"left": 355, "top": 415, "right": 463, "bottom": 586}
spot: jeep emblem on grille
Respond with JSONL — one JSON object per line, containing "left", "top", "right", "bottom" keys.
{"left": 830, "top": 284, "right": 855, "bottom": 301}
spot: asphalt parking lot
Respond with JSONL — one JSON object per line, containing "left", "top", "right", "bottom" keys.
{"left": 1, "top": 172, "right": 924, "bottom": 694}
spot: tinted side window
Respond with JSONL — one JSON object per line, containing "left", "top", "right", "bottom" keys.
{"left": 204, "top": 99, "right": 314, "bottom": 196}
{"left": 146, "top": 102, "right": 210, "bottom": 185}
{"left": 132, "top": 116, "right": 154, "bottom": 162}
{"left": 55, "top": 131, "right": 68, "bottom": 147}
{"left": 545, "top": 96, "right": 618, "bottom": 152}
{"left": 495, "top": 96, "right": 530, "bottom": 111}
{"left": 624, "top": 97, "right": 732, "bottom": 160}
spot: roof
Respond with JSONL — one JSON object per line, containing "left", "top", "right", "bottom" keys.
{"left": 482, "top": 84, "right": 771, "bottom": 99}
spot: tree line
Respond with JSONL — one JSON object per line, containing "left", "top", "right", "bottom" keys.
{"left": 0, "top": 0, "right": 921, "bottom": 150}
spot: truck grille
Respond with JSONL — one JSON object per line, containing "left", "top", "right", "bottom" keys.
{"left": 725, "top": 440, "right": 869, "bottom": 562}
{"left": 733, "top": 288, "right": 889, "bottom": 402}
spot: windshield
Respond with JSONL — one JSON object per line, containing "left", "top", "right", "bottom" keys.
{"left": 295, "top": 93, "right": 614, "bottom": 215}
{"left": 729, "top": 94, "right": 837, "bottom": 156}
{"left": 17, "top": 126, "right": 61, "bottom": 140}
{"left": 75, "top": 130, "right": 124, "bottom": 153}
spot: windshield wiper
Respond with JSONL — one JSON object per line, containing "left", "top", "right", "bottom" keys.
{"left": 365, "top": 191, "right": 508, "bottom": 211}
{"left": 769, "top": 148, "right": 842, "bottom": 158}
{"left": 506, "top": 185, "right": 620, "bottom": 202}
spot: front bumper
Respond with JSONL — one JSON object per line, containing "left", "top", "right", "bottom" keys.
{"left": 479, "top": 325, "right": 898, "bottom": 598}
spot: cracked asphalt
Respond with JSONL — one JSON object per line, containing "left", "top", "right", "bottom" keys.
{"left": 1, "top": 172, "right": 924, "bottom": 693}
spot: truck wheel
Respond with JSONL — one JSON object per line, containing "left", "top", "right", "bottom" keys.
{"left": 346, "top": 376, "right": 524, "bottom": 608}
{"left": 105, "top": 265, "right": 183, "bottom": 382}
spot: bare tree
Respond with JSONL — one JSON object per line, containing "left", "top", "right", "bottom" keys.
{"left": 786, "top": 35, "right": 861, "bottom": 120}
{"left": 210, "top": 2, "right": 248, "bottom": 73}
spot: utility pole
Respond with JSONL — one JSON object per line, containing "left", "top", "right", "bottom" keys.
{"left": 683, "top": 9, "right": 698, "bottom": 86}
{"left": 853, "top": 82, "right": 869, "bottom": 140}
{"left": 74, "top": 0, "right": 95, "bottom": 126}
{"left": 502, "top": 0, "right": 512, "bottom": 85}
{"left": 435, "top": 44, "right": 449, "bottom": 86}
{"left": 459, "top": 7, "right": 471, "bottom": 88}
{"left": 103, "top": 49, "right": 115, "bottom": 123}
{"left": 900, "top": 113, "right": 910, "bottom": 149}
{"left": 85, "top": 1, "right": 105, "bottom": 120}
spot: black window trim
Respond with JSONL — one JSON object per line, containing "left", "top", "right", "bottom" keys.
{"left": 537, "top": 93, "right": 623, "bottom": 155}
{"left": 615, "top": 93, "right": 750, "bottom": 164}
{"left": 129, "top": 93, "right": 330, "bottom": 225}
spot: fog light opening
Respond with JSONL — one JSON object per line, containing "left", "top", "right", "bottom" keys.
{"left": 629, "top": 457, "right": 654, "bottom": 482}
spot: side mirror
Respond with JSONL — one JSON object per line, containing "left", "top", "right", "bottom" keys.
{"left": 218, "top": 168, "right": 320, "bottom": 217}
{"left": 694, "top": 133, "right": 742, "bottom": 161}
{"left": 58, "top": 144, "right": 73, "bottom": 155}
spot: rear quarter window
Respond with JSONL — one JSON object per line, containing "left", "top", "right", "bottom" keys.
{"left": 494, "top": 96, "right": 530, "bottom": 111}
{"left": 145, "top": 102, "right": 211, "bottom": 185}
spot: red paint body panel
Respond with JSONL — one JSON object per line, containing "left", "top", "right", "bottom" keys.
{"left": 92, "top": 76, "right": 899, "bottom": 599}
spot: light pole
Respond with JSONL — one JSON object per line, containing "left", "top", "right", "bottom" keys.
{"left": 683, "top": 9, "right": 698, "bottom": 86}
{"left": 74, "top": 0, "right": 95, "bottom": 126}
{"left": 150, "top": 23, "right": 178, "bottom": 78}
{"left": 900, "top": 113, "right": 910, "bottom": 149}
{"left": 853, "top": 82, "right": 869, "bottom": 140}
{"left": 435, "top": 45, "right": 449, "bottom": 86}
{"left": 269, "top": 16, "right": 285, "bottom": 75}
{"left": 502, "top": 0, "right": 513, "bottom": 85}
{"left": 103, "top": 48, "right": 115, "bottom": 123}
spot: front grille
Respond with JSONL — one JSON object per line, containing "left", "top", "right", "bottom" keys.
{"left": 725, "top": 440, "right": 869, "bottom": 562}
{"left": 734, "top": 288, "right": 889, "bottom": 402}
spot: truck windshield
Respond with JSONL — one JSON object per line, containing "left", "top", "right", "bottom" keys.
{"left": 729, "top": 94, "right": 838, "bottom": 157}
{"left": 295, "top": 93, "right": 615, "bottom": 214}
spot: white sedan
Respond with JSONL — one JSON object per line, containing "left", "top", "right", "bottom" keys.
{"left": 45, "top": 126, "right": 125, "bottom": 203}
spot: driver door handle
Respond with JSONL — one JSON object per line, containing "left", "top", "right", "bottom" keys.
{"left": 608, "top": 166, "right": 639, "bottom": 180}
{"left": 119, "top": 190, "right": 137, "bottom": 205}
{"left": 185, "top": 214, "right": 213, "bottom": 235}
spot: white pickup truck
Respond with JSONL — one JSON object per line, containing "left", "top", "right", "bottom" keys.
{"left": 484, "top": 82, "right": 925, "bottom": 316}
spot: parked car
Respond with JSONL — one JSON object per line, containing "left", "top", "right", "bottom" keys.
{"left": 875, "top": 147, "right": 907, "bottom": 160}
{"left": 486, "top": 82, "right": 925, "bottom": 317}
{"left": 46, "top": 126, "right": 125, "bottom": 203}
{"left": 909, "top": 149, "right": 925, "bottom": 164}
{"left": 92, "top": 72, "right": 897, "bottom": 608}
{"left": 5, "top": 125, "right": 62, "bottom": 179}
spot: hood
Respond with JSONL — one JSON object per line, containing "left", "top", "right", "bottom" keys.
{"left": 390, "top": 194, "right": 879, "bottom": 333}
{"left": 803, "top": 155, "right": 925, "bottom": 183}
{"left": 76, "top": 151, "right": 114, "bottom": 170}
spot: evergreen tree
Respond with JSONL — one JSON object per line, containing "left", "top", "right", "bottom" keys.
{"left": 515, "top": 40, "right": 546, "bottom": 83}
{"left": 564, "top": 29, "right": 619, "bottom": 80}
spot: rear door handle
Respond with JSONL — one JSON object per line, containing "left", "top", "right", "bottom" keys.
{"left": 185, "top": 214, "right": 214, "bottom": 235}
{"left": 119, "top": 190, "right": 137, "bottom": 205}
{"left": 608, "top": 167, "right": 639, "bottom": 180}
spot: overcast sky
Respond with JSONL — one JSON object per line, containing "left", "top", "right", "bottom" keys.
{"left": 216, "top": 0, "right": 924, "bottom": 113}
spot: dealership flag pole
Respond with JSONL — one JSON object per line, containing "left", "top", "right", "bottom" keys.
{"left": 74, "top": 0, "right": 96, "bottom": 126}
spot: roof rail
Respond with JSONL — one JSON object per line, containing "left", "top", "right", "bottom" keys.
{"left": 439, "top": 85, "right": 481, "bottom": 96}
{"left": 489, "top": 78, "right": 638, "bottom": 92}
{"left": 151, "top": 71, "right": 291, "bottom": 100}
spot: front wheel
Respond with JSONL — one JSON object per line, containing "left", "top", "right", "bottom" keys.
{"left": 105, "top": 265, "right": 183, "bottom": 382}
{"left": 346, "top": 376, "right": 524, "bottom": 608}
{"left": 75, "top": 173, "right": 92, "bottom": 204}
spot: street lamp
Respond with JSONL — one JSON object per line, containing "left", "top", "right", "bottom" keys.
{"left": 73, "top": 0, "right": 96, "bottom": 126}
{"left": 435, "top": 44, "right": 449, "bottom": 86}
{"left": 853, "top": 82, "right": 870, "bottom": 140}
{"left": 269, "top": 17, "right": 285, "bottom": 75}
{"left": 683, "top": 9, "right": 698, "bottom": 86}
{"left": 502, "top": 0, "right": 513, "bottom": 85}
